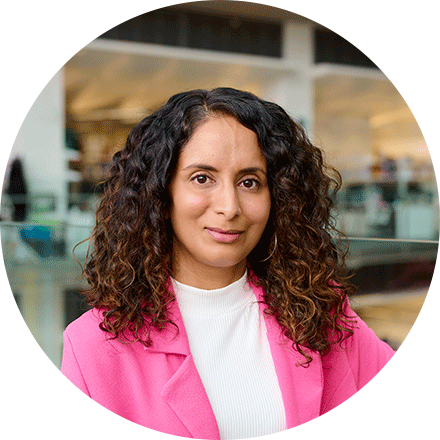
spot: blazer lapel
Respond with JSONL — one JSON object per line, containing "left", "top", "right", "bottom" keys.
{"left": 252, "top": 282, "right": 324, "bottom": 428}
{"left": 161, "top": 352, "right": 220, "bottom": 440}
{"left": 150, "top": 288, "right": 220, "bottom": 440}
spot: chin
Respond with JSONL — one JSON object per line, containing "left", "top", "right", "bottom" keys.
{"left": 200, "top": 253, "right": 247, "bottom": 269}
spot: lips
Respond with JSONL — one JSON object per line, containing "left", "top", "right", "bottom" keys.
{"left": 205, "top": 227, "right": 243, "bottom": 243}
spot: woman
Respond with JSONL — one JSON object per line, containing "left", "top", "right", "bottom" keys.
{"left": 62, "top": 88, "right": 394, "bottom": 439}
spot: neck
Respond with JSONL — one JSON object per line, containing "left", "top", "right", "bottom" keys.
{"left": 172, "top": 259, "right": 247, "bottom": 290}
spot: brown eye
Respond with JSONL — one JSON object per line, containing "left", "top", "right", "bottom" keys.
{"left": 241, "top": 179, "right": 260, "bottom": 189}
{"left": 192, "top": 174, "right": 210, "bottom": 185}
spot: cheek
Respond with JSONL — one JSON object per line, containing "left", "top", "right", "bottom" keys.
{"left": 171, "top": 189, "right": 210, "bottom": 220}
{"left": 243, "top": 194, "right": 271, "bottom": 228}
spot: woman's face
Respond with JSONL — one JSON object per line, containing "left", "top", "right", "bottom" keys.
{"left": 169, "top": 115, "right": 271, "bottom": 285}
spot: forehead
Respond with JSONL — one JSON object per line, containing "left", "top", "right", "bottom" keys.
{"left": 177, "top": 116, "right": 266, "bottom": 168}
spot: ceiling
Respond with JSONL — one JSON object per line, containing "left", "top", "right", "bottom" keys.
{"left": 314, "top": 72, "right": 424, "bottom": 143}
{"left": 65, "top": 46, "right": 284, "bottom": 121}
{"left": 62, "top": 0, "right": 426, "bottom": 161}
{"left": 168, "top": 1, "right": 306, "bottom": 22}
{"left": 64, "top": 42, "right": 421, "bottom": 134}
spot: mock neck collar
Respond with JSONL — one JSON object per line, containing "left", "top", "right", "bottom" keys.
{"left": 171, "top": 271, "right": 254, "bottom": 317}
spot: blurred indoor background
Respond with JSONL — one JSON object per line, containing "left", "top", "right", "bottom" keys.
{"left": 1, "top": 1, "right": 438, "bottom": 368}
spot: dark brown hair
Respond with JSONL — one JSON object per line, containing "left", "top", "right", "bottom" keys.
{"left": 82, "top": 88, "right": 356, "bottom": 365}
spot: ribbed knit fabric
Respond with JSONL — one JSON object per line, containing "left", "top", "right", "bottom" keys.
{"left": 172, "top": 272, "right": 286, "bottom": 439}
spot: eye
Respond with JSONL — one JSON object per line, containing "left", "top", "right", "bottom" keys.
{"left": 240, "top": 178, "right": 261, "bottom": 189}
{"left": 191, "top": 174, "right": 212, "bottom": 185}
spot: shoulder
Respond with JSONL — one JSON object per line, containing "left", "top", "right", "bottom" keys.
{"left": 63, "top": 308, "right": 110, "bottom": 353}
{"left": 325, "top": 300, "right": 395, "bottom": 384}
{"left": 65, "top": 308, "right": 103, "bottom": 336}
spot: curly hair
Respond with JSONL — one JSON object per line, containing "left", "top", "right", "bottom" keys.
{"left": 82, "top": 87, "right": 356, "bottom": 365}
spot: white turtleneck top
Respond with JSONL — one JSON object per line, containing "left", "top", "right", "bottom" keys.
{"left": 172, "top": 272, "right": 286, "bottom": 439}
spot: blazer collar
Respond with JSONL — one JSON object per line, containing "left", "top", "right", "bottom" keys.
{"left": 145, "top": 275, "right": 323, "bottom": 435}
{"left": 145, "top": 281, "right": 220, "bottom": 439}
{"left": 143, "top": 297, "right": 192, "bottom": 356}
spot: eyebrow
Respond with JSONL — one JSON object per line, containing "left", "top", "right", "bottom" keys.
{"left": 182, "top": 163, "right": 267, "bottom": 175}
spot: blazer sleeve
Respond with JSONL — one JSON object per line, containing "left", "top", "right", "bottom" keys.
{"left": 321, "top": 302, "right": 395, "bottom": 413}
{"left": 61, "top": 331, "right": 91, "bottom": 397}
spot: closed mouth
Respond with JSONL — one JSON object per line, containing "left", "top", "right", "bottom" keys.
{"left": 206, "top": 227, "right": 244, "bottom": 234}
{"left": 205, "top": 227, "right": 244, "bottom": 243}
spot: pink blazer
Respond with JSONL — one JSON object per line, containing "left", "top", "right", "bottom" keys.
{"left": 61, "top": 282, "right": 394, "bottom": 439}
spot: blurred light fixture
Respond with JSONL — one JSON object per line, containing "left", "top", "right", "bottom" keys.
{"left": 72, "top": 107, "right": 149, "bottom": 123}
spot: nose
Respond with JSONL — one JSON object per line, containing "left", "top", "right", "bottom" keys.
{"left": 213, "top": 182, "right": 241, "bottom": 219}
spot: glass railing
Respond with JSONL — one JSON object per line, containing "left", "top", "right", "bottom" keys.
{"left": 1, "top": 219, "right": 437, "bottom": 368}
{"left": 343, "top": 237, "right": 437, "bottom": 350}
{"left": 1, "top": 222, "right": 92, "bottom": 368}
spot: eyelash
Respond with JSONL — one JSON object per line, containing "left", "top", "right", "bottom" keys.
{"left": 190, "top": 174, "right": 261, "bottom": 189}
